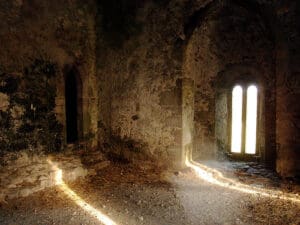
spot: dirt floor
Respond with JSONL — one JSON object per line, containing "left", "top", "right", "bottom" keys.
{"left": 0, "top": 160, "right": 300, "bottom": 225}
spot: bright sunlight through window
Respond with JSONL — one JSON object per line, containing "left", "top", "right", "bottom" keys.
{"left": 231, "top": 85, "right": 258, "bottom": 154}
{"left": 231, "top": 85, "right": 243, "bottom": 153}
{"left": 245, "top": 85, "right": 258, "bottom": 154}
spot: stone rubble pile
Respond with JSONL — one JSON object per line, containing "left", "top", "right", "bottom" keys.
{"left": 0, "top": 152, "right": 87, "bottom": 201}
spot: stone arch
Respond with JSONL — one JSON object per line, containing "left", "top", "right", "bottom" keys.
{"left": 182, "top": 0, "right": 275, "bottom": 163}
{"left": 183, "top": 0, "right": 273, "bottom": 44}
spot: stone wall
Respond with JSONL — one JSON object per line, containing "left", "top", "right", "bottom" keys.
{"left": 0, "top": 151, "right": 87, "bottom": 201}
{"left": 183, "top": 1, "right": 274, "bottom": 161}
{"left": 96, "top": 1, "right": 188, "bottom": 167}
{"left": 0, "top": 0, "right": 298, "bottom": 177}
{"left": 0, "top": 0, "right": 100, "bottom": 155}
{"left": 275, "top": 1, "right": 300, "bottom": 177}
{"left": 95, "top": 0, "right": 299, "bottom": 175}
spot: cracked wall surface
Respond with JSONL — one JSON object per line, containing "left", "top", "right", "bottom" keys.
{"left": 0, "top": 0, "right": 99, "bottom": 154}
{"left": 97, "top": 0, "right": 299, "bottom": 175}
{"left": 0, "top": 0, "right": 299, "bottom": 176}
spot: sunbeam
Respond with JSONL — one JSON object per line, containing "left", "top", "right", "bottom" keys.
{"left": 47, "top": 159, "right": 117, "bottom": 225}
{"left": 185, "top": 158, "right": 300, "bottom": 204}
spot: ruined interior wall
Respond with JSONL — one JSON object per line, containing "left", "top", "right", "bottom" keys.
{"left": 215, "top": 91, "right": 228, "bottom": 156}
{"left": 95, "top": 0, "right": 280, "bottom": 168}
{"left": 275, "top": 1, "right": 300, "bottom": 177}
{"left": 0, "top": 0, "right": 100, "bottom": 155}
{"left": 96, "top": 0, "right": 199, "bottom": 167}
{"left": 0, "top": 0, "right": 298, "bottom": 177}
{"left": 184, "top": 2, "right": 274, "bottom": 160}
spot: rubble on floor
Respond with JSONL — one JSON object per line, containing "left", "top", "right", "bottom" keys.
{"left": 1, "top": 161, "right": 299, "bottom": 225}
{"left": 0, "top": 150, "right": 88, "bottom": 201}
{"left": 197, "top": 160, "right": 300, "bottom": 193}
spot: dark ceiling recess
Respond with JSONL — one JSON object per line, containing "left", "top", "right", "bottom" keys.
{"left": 97, "top": 0, "right": 144, "bottom": 48}
{"left": 184, "top": 0, "right": 275, "bottom": 44}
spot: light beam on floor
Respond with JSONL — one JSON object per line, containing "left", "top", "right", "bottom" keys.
{"left": 47, "top": 159, "right": 117, "bottom": 225}
{"left": 185, "top": 158, "right": 300, "bottom": 204}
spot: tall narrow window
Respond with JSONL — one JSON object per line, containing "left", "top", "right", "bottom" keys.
{"left": 231, "top": 84, "right": 258, "bottom": 155}
{"left": 231, "top": 85, "right": 243, "bottom": 153}
{"left": 245, "top": 85, "right": 257, "bottom": 154}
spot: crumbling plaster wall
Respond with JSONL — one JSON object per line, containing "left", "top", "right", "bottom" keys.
{"left": 0, "top": 0, "right": 100, "bottom": 154}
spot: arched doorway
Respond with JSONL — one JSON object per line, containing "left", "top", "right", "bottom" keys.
{"left": 65, "top": 68, "right": 83, "bottom": 143}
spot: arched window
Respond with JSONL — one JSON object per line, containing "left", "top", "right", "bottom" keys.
{"left": 231, "top": 84, "right": 258, "bottom": 155}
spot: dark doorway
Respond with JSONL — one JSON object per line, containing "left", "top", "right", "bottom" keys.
{"left": 65, "top": 70, "right": 79, "bottom": 143}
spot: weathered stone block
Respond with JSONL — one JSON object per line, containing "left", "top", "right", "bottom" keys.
{"left": 159, "top": 88, "right": 181, "bottom": 107}
{"left": 0, "top": 93, "right": 9, "bottom": 111}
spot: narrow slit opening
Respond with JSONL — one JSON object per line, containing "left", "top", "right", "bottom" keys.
{"left": 245, "top": 85, "right": 258, "bottom": 154}
{"left": 231, "top": 85, "right": 243, "bottom": 153}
